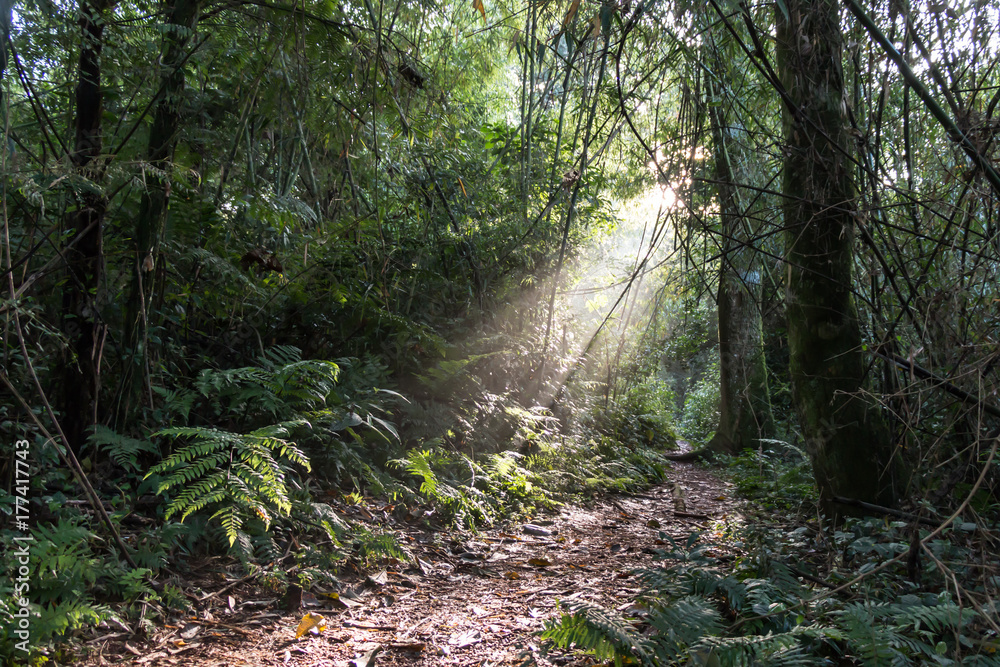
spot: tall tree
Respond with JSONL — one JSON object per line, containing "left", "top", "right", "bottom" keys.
{"left": 58, "top": 0, "right": 116, "bottom": 452}
{"left": 703, "top": 46, "right": 773, "bottom": 455}
{"left": 121, "top": 0, "right": 203, "bottom": 415}
{"left": 775, "top": 0, "right": 904, "bottom": 515}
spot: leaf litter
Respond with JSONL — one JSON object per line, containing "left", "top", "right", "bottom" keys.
{"left": 76, "top": 461, "right": 733, "bottom": 666}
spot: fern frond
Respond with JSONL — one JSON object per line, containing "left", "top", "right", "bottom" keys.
{"left": 87, "top": 425, "right": 158, "bottom": 472}
{"left": 541, "top": 600, "right": 654, "bottom": 665}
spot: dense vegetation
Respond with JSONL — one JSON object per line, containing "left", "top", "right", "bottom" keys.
{"left": 1, "top": 0, "right": 998, "bottom": 663}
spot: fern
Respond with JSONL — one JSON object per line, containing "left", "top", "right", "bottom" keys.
{"left": 148, "top": 424, "right": 311, "bottom": 546}
{"left": 353, "top": 527, "right": 409, "bottom": 563}
{"left": 87, "top": 424, "right": 158, "bottom": 472}
{"left": 400, "top": 446, "right": 440, "bottom": 496}
{"left": 538, "top": 530, "right": 1000, "bottom": 667}
{"left": 541, "top": 600, "right": 654, "bottom": 666}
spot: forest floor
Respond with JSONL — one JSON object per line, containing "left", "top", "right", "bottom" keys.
{"left": 77, "top": 458, "right": 734, "bottom": 667}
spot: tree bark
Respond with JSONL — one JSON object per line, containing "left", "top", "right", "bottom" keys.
{"left": 704, "top": 70, "right": 773, "bottom": 456}
{"left": 776, "top": 0, "right": 904, "bottom": 516}
{"left": 59, "top": 0, "right": 114, "bottom": 453}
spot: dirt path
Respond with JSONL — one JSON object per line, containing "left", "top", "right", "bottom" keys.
{"left": 81, "top": 462, "right": 733, "bottom": 667}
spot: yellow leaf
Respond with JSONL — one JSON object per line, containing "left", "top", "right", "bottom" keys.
{"left": 588, "top": 14, "right": 601, "bottom": 39}
{"left": 562, "top": 0, "right": 581, "bottom": 28}
{"left": 294, "top": 612, "right": 327, "bottom": 639}
{"left": 472, "top": 0, "right": 486, "bottom": 21}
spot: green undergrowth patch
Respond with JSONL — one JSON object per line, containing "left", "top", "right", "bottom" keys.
{"left": 393, "top": 434, "right": 672, "bottom": 530}
{"left": 719, "top": 441, "right": 819, "bottom": 514}
{"left": 2, "top": 343, "right": 680, "bottom": 663}
{"left": 529, "top": 454, "right": 1000, "bottom": 667}
{"left": 532, "top": 519, "right": 1000, "bottom": 666}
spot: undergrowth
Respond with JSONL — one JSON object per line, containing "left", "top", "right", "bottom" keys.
{"left": 535, "top": 523, "right": 1000, "bottom": 666}
{"left": 3, "top": 341, "right": 678, "bottom": 663}
{"left": 530, "top": 451, "right": 1000, "bottom": 667}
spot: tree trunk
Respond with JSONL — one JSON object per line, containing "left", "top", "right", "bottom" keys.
{"left": 776, "top": 0, "right": 904, "bottom": 516}
{"left": 59, "top": 0, "right": 114, "bottom": 453}
{"left": 122, "top": 0, "right": 202, "bottom": 413}
{"left": 704, "top": 70, "right": 773, "bottom": 456}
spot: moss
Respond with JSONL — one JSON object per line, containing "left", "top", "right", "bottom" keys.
{"left": 776, "top": 0, "right": 906, "bottom": 518}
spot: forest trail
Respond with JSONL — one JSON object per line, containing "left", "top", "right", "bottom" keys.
{"left": 81, "top": 461, "right": 733, "bottom": 667}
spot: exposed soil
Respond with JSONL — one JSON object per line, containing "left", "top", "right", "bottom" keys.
{"left": 76, "top": 461, "right": 733, "bottom": 667}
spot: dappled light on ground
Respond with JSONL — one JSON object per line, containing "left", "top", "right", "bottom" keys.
{"left": 78, "top": 463, "right": 732, "bottom": 666}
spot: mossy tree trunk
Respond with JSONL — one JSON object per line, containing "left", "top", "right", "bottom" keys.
{"left": 704, "top": 63, "right": 773, "bottom": 456}
{"left": 776, "top": 0, "right": 904, "bottom": 515}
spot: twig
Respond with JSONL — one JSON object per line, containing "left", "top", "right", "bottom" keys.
{"left": 787, "top": 565, "right": 837, "bottom": 590}
{"left": 198, "top": 573, "right": 257, "bottom": 602}
{"left": 831, "top": 496, "right": 940, "bottom": 527}
{"left": 873, "top": 349, "right": 1000, "bottom": 420}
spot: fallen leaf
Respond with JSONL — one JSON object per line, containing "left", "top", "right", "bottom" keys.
{"left": 179, "top": 623, "right": 201, "bottom": 640}
{"left": 294, "top": 612, "right": 327, "bottom": 639}
{"left": 449, "top": 630, "right": 483, "bottom": 647}
{"left": 389, "top": 642, "right": 425, "bottom": 650}
{"left": 523, "top": 524, "right": 553, "bottom": 537}
{"left": 528, "top": 557, "right": 553, "bottom": 567}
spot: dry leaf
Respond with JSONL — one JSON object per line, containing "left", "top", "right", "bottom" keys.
{"left": 588, "top": 14, "right": 601, "bottom": 39}
{"left": 294, "top": 612, "right": 327, "bottom": 639}
{"left": 472, "top": 0, "right": 486, "bottom": 20}
{"left": 449, "top": 629, "right": 483, "bottom": 647}
{"left": 179, "top": 623, "right": 201, "bottom": 640}
{"left": 528, "top": 557, "right": 553, "bottom": 567}
{"left": 389, "top": 642, "right": 426, "bottom": 650}
{"left": 350, "top": 644, "right": 382, "bottom": 667}
{"left": 562, "top": 0, "right": 582, "bottom": 27}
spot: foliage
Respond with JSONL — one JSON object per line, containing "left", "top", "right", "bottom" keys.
{"left": 537, "top": 527, "right": 1000, "bottom": 666}
{"left": 721, "top": 442, "right": 817, "bottom": 513}
{"left": 0, "top": 516, "right": 163, "bottom": 663}
{"left": 588, "top": 374, "right": 679, "bottom": 450}
{"left": 678, "top": 357, "right": 721, "bottom": 446}
{"left": 145, "top": 348, "right": 406, "bottom": 551}
{"left": 148, "top": 424, "right": 311, "bottom": 547}
{"left": 393, "top": 443, "right": 551, "bottom": 528}
{"left": 3, "top": 0, "right": 1000, "bottom": 659}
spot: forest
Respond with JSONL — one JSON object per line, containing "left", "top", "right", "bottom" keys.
{"left": 1, "top": 0, "right": 999, "bottom": 663}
